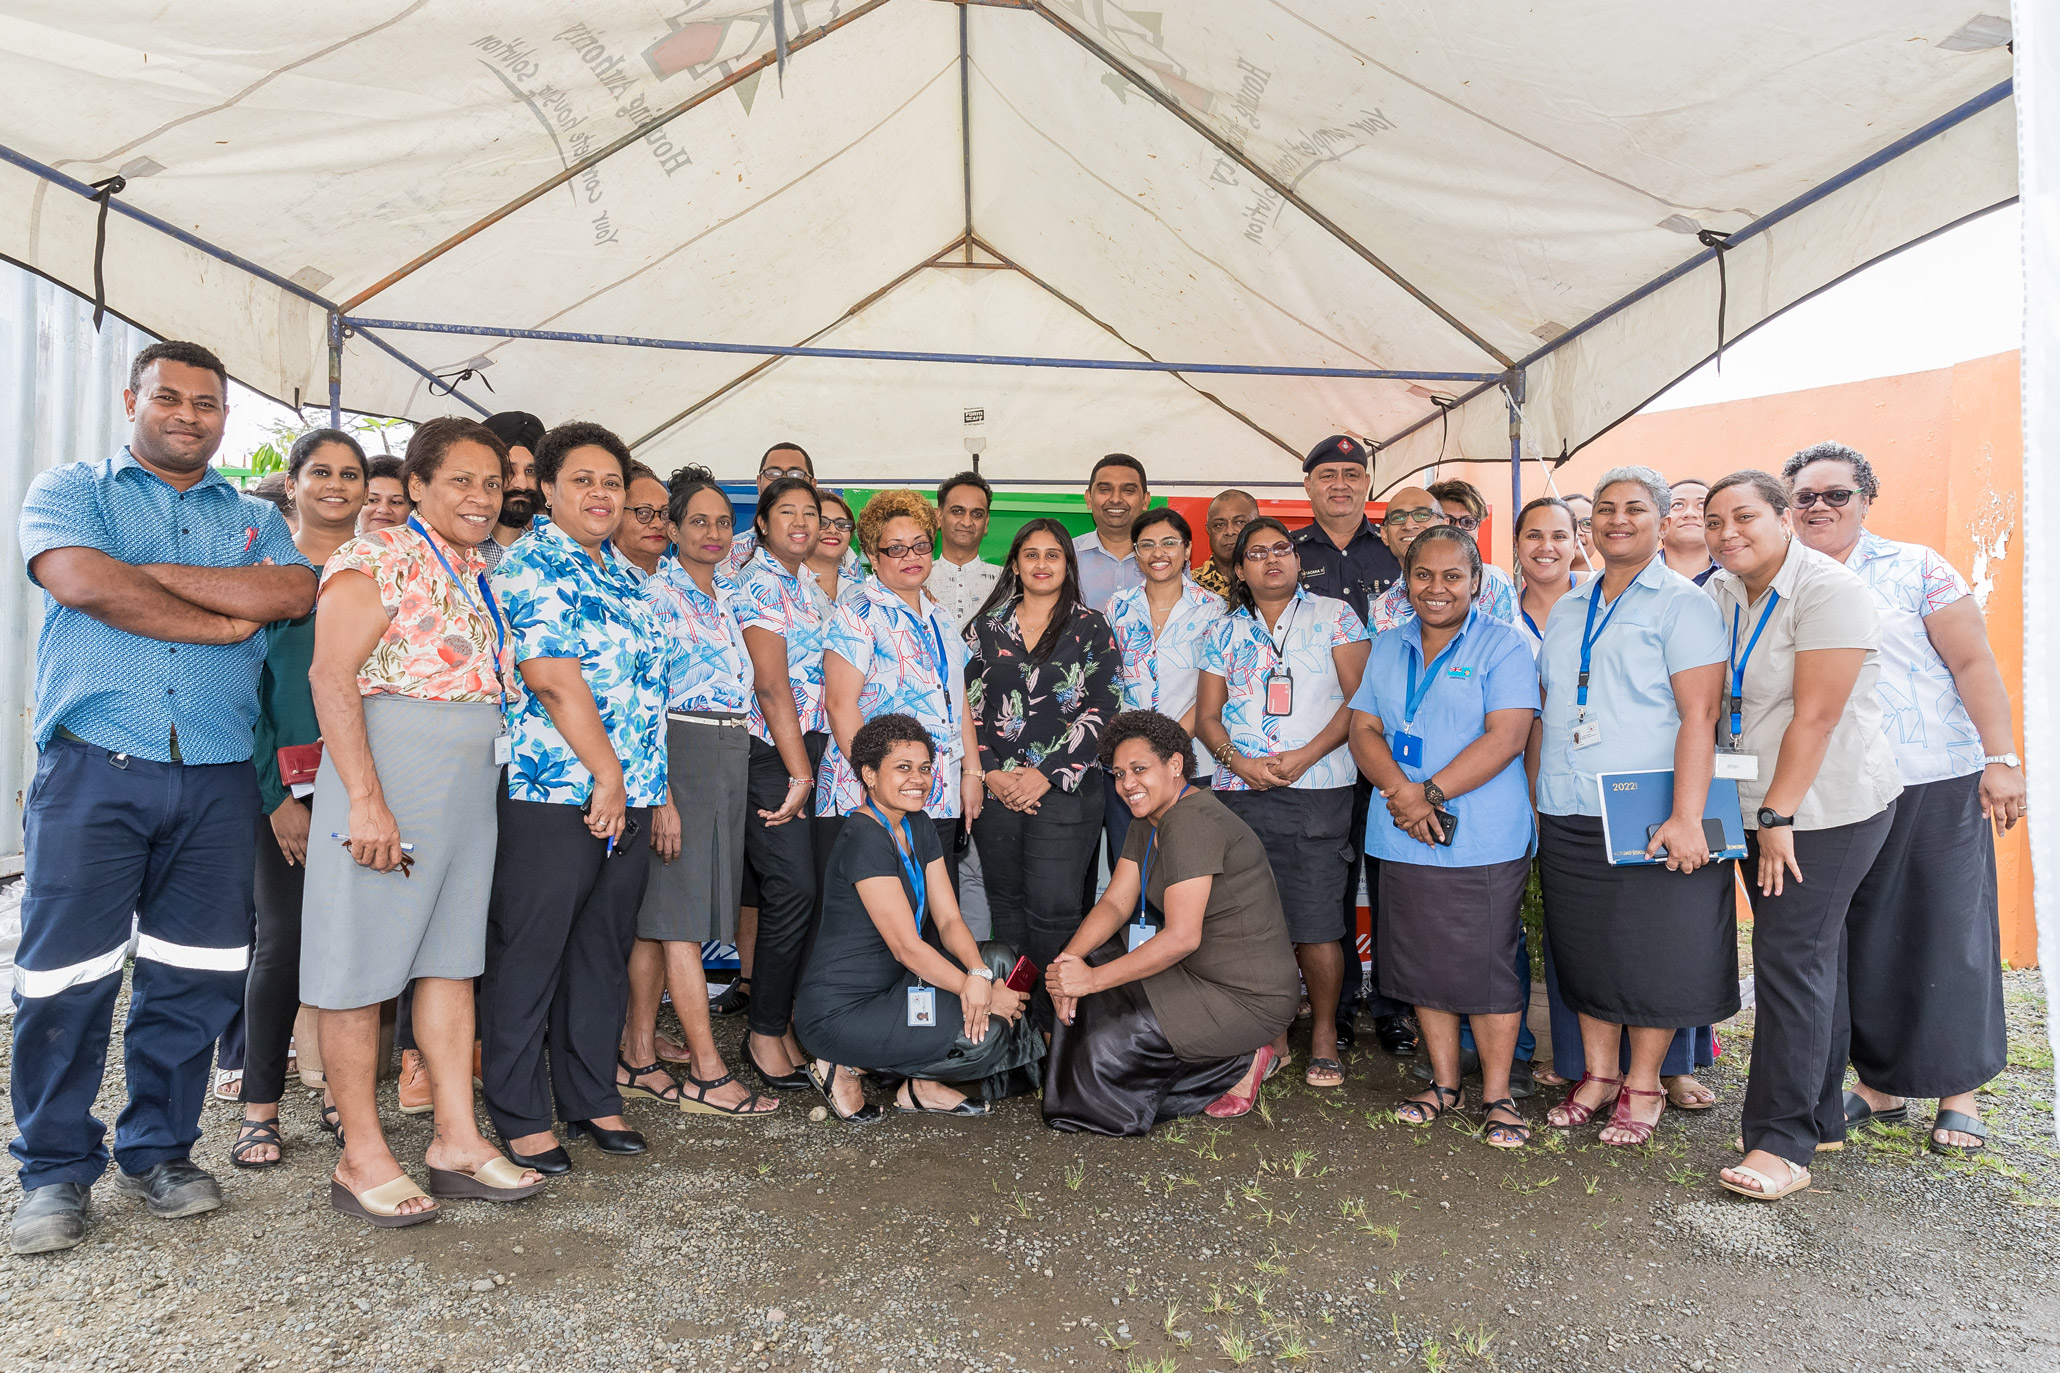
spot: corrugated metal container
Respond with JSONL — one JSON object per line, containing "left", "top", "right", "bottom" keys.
{"left": 0, "top": 264, "right": 156, "bottom": 872}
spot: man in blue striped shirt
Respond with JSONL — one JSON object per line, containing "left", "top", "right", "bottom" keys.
{"left": 9, "top": 341, "right": 313, "bottom": 1255}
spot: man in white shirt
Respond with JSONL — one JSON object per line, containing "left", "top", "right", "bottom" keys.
{"left": 927, "top": 471, "right": 1001, "bottom": 631}
{"left": 1072, "top": 454, "right": 1149, "bottom": 613}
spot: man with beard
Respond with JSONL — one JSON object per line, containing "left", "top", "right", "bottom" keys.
{"left": 475, "top": 411, "right": 544, "bottom": 571}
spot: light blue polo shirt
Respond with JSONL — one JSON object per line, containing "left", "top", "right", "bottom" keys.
{"left": 1534, "top": 554, "right": 1726, "bottom": 817}
{"left": 1351, "top": 609, "right": 1539, "bottom": 867}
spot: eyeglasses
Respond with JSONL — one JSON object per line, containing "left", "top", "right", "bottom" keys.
{"left": 821, "top": 517, "right": 854, "bottom": 533}
{"left": 624, "top": 505, "right": 666, "bottom": 526}
{"left": 759, "top": 466, "right": 811, "bottom": 482}
{"left": 1575, "top": 517, "right": 1593, "bottom": 531}
{"left": 1135, "top": 536, "right": 1187, "bottom": 553}
{"left": 1381, "top": 508, "right": 1445, "bottom": 529}
{"left": 1242, "top": 540, "right": 1296, "bottom": 563}
{"left": 876, "top": 538, "right": 934, "bottom": 559}
{"left": 1791, "top": 488, "right": 1857, "bottom": 509}
{"left": 1444, "top": 514, "right": 1481, "bottom": 533}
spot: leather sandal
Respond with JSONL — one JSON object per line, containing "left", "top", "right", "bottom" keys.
{"left": 806, "top": 1060, "right": 880, "bottom": 1123}
{"left": 681, "top": 1068, "right": 780, "bottom": 1117}
{"left": 1303, "top": 1057, "right": 1346, "bottom": 1089}
{"left": 1480, "top": 1098, "right": 1531, "bottom": 1150}
{"left": 894, "top": 1080, "right": 989, "bottom": 1116}
{"left": 1601, "top": 1084, "right": 1665, "bottom": 1146}
{"left": 708, "top": 976, "right": 752, "bottom": 1017}
{"left": 329, "top": 1173, "right": 437, "bottom": 1228}
{"left": 426, "top": 1156, "right": 548, "bottom": 1202}
{"left": 318, "top": 1100, "right": 344, "bottom": 1149}
{"left": 1844, "top": 1089, "right": 1909, "bottom": 1130}
{"left": 229, "top": 1117, "right": 284, "bottom": 1170}
{"left": 1719, "top": 1156, "right": 1811, "bottom": 1202}
{"left": 1547, "top": 1073, "right": 1621, "bottom": 1128}
{"left": 1397, "top": 1083, "right": 1462, "bottom": 1127}
{"left": 1928, "top": 1108, "right": 1987, "bottom": 1158}
{"left": 617, "top": 1055, "right": 683, "bottom": 1106}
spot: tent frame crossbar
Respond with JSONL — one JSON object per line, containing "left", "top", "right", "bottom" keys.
{"left": 1371, "top": 75, "right": 2016, "bottom": 459}
{"left": 339, "top": 315, "right": 1502, "bottom": 382}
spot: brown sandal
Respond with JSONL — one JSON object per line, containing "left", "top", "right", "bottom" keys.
{"left": 1601, "top": 1085, "right": 1665, "bottom": 1146}
{"left": 1547, "top": 1073, "right": 1621, "bottom": 1128}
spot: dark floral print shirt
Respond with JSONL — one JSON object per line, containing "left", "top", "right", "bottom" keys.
{"left": 966, "top": 600, "right": 1122, "bottom": 792}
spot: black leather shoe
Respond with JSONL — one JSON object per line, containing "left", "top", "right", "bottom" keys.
{"left": 1506, "top": 1057, "right": 1537, "bottom": 1100}
{"left": 745, "top": 1041, "right": 813, "bottom": 1093}
{"left": 1375, "top": 1014, "right": 1419, "bottom": 1057}
{"left": 10, "top": 1182, "right": 90, "bottom": 1254}
{"left": 1333, "top": 1018, "right": 1358, "bottom": 1051}
{"left": 1411, "top": 1047, "right": 1481, "bottom": 1083}
{"left": 503, "top": 1144, "right": 571, "bottom": 1176}
{"left": 114, "top": 1158, "right": 222, "bottom": 1219}
{"left": 566, "top": 1121, "right": 647, "bottom": 1155}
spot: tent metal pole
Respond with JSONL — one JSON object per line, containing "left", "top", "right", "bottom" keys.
{"left": 327, "top": 314, "right": 343, "bottom": 429}
{"left": 342, "top": 316, "right": 1502, "bottom": 382}
{"left": 1370, "top": 76, "right": 2013, "bottom": 458}
{"left": 347, "top": 325, "right": 494, "bottom": 418}
{"left": 959, "top": 3, "right": 974, "bottom": 256}
{"left": 1028, "top": 2, "right": 1514, "bottom": 369}
{"left": 338, "top": 0, "right": 895, "bottom": 313}
{"left": 1504, "top": 372, "right": 1525, "bottom": 575}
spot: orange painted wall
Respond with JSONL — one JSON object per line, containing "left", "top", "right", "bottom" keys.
{"left": 1499, "top": 353, "right": 2032, "bottom": 965}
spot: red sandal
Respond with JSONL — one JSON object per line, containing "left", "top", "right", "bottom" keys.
{"left": 1601, "top": 1084, "right": 1666, "bottom": 1146}
{"left": 1547, "top": 1073, "right": 1622, "bottom": 1128}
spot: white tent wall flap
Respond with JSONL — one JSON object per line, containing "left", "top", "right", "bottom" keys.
{"left": 0, "top": 2, "right": 2017, "bottom": 489}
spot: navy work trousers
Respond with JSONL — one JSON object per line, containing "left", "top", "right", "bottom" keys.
{"left": 9, "top": 738, "right": 258, "bottom": 1189}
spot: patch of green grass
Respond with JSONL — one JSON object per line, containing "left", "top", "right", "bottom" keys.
{"left": 1063, "top": 1159, "right": 1086, "bottom": 1191}
{"left": 1125, "top": 1356, "right": 1177, "bottom": 1373}
{"left": 1218, "top": 1326, "right": 1256, "bottom": 1365}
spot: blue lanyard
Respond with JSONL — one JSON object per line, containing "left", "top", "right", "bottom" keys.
{"left": 895, "top": 599, "right": 956, "bottom": 732}
{"left": 1576, "top": 582, "right": 1628, "bottom": 713}
{"left": 1727, "top": 592, "right": 1780, "bottom": 740}
{"left": 1137, "top": 785, "right": 1190, "bottom": 924}
{"left": 1402, "top": 631, "right": 1464, "bottom": 729}
{"left": 1520, "top": 608, "right": 1542, "bottom": 641}
{"left": 866, "top": 800, "right": 928, "bottom": 941}
{"left": 409, "top": 516, "right": 505, "bottom": 664}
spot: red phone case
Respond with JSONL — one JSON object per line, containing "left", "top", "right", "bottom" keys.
{"left": 1004, "top": 956, "right": 1038, "bottom": 993}
{"left": 276, "top": 741, "right": 323, "bottom": 788}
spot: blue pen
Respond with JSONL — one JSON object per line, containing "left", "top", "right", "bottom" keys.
{"left": 329, "top": 833, "right": 415, "bottom": 853}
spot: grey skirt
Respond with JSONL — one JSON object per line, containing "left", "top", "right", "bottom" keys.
{"left": 1378, "top": 856, "right": 1529, "bottom": 1015}
{"left": 638, "top": 711, "right": 750, "bottom": 941}
{"left": 300, "top": 695, "right": 502, "bottom": 1009}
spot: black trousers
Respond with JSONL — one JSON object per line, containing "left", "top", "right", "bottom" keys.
{"left": 745, "top": 734, "right": 825, "bottom": 1038}
{"left": 478, "top": 796, "right": 651, "bottom": 1138}
{"left": 1341, "top": 778, "right": 1398, "bottom": 1021}
{"left": 1741, "top": 806, "right": 1895, "bottom": 1166}
{"left": 974, "top": 772, "right": 1107, "bottom": 972}
{"left": 240, "top": 804, "right": 307, "bottom": 1105}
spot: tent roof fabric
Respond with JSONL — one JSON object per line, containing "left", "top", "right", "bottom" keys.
{"left": 0, "top": 1, "right": 2017, "bottom": 491}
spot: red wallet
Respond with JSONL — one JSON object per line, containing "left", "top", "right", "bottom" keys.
{"left": 276, "top": 741, "right": 323, "bottom": 789}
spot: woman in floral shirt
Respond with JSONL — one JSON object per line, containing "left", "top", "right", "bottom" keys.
{"left": 480, "top": 422, "right": 670, "bottom": 1176}
{"left": 966, "top": 519, "right": 1120, "bottom": 1004}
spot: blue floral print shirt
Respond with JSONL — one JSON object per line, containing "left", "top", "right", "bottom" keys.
{"left": 638, "top": 555, "right": 753, "bottom": 717}
{"left": 492, "top": 516, "right": 670, "bottom": 808}
{"left": 731, "top": 545, "right": 828, "bottom": 743}
{"left": 1107, "top": 578, "right": 1228, "bottom": 776}
{"left": 816, "top": 576, "right": 971, "bottom": 817}
{"left": 1200, "top": 587, "right": 1369, "bottom": 792}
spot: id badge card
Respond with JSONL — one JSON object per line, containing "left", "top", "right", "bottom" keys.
{"left": 1713, "top": 749, "right": 1759, "bottom": 781}
{"left": 1570, "top": 717, "right": 1602, "bottom": 750}
{"left": 493, "top": 734, "right": 513, "bottom": 767}
{"left": 906, "top": 984, "right": 937, "bottom": 1028}
{"left": 1263, "top": 671, "right": 1294, "bottom": 717}
{"left": 1392, "top": 730, "right": 1423, "bottom": 767}
{"left": 1126, "top": 920, "right": 1157, "bottom": 952}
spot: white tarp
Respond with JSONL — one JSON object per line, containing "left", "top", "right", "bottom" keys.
{"left": 2011, "top": 0, "right": 2059, "bottom": 1129}
{"left": 0, "top": 1, "right": 2018, "bottom": 488}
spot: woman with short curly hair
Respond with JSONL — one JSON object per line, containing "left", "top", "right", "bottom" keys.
{"left": 816, "top": 490, "right": 983, "bottom": 888}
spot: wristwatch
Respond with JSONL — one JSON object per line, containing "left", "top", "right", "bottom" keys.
{"left": 967, "top": 967, "right": 995, "bottom": 981}
{"left": 1756, "top": 807, "right": 1795, "bottom": 829}
{"left": 1984, "top": 752, "right": 2022, "bottom": 769}
{"left": 1421, "top": 777, "right": 1448, "bottom": 809}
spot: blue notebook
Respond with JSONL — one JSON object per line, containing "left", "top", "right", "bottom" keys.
{"left": 1595, "top": 770, "right": 1749, "bottom": 866}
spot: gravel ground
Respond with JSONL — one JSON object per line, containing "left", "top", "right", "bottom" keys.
{"left": 3, "top": 971, "right": 2057, "bottom": 1373}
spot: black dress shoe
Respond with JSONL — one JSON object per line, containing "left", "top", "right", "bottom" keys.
{"left": 1333, "top": 1018, "right": 1358, "bottom": 1051}
{"left": 1411, "top": 1047, "right": 1481, "bottom": 1083}
{"left": 114, "top": 1158, "right": 222, "bottom": 1219}
{"left": 744, "top": 1042, "right": 813, "bottom": 1093}
{"left": 1506, "top": 1057, "right": 1537, "bottom": 1100}
{"left": 1374, "top": 1014, "right": 1419, "bottom": 1057}
{"left": 565, "top": 1121, "right": 647, "bottom": 1155}
{"left": 503, "top": 1144, "right": 571, "bottom": 1176}
{"left": 11, "top": 1182, "right": 90, "bottom": 1254}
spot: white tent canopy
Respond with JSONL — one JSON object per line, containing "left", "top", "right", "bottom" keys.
{"left": 0, "top": 1, "right": 2018, "bottom": 491}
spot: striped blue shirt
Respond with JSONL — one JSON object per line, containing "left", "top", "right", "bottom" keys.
{"left": 19, "top": 449, "right": 308, "bottom": 764}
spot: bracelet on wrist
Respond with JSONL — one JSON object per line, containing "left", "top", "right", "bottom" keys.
{"left": 786, "top": 775, "right": 812, "bottom": 789}
{"left": 1212, "top": 740, "right": 1239, "bottom": 765}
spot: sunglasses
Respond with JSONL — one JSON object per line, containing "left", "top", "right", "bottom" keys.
{"left": 877, "top": 538, "right": 934, "bottom": 560}
{"left": 624, "top": 505, "right": 666, "bottom": 526}
{"left": 1791, "top": 488, "right": 1858, "bottom": 509}
{"left": 1381, "top": 508, "right": 1444, "bottom": 528}
{"left": 1242, "top": 540, "right": 1296, "bottom": 563}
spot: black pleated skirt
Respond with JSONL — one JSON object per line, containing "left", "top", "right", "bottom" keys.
{"left": 1842, "top": 772, "right": 2007, "bottom": 1096}
{"left": 1537, "top": 812, "right": 1740, "bottom": 1028}
{"left": 1042, "top": 951, "right": 1254, "bottom": 1137}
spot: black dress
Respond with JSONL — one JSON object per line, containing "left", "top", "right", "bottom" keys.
{"left": 793, "top": 813, "right": 1043, "bottom": 1092}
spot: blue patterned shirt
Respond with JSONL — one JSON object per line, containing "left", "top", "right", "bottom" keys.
{"left": 492, "top": 517, "right": 669, "bottom": 807}
{"left": 1844, "top": 530, "right": 1984, "bottom": 786}
{"left": 1106, "top": 579, "right": 1226, "bottom": 774}
{"left": 816, "top": 576, "right": 970, "bottom": 817}
{"left": 1367, "top": 562, "right": 1520, "bottom": 633}
{"left": 1201, "top": 587, "right": 1368, "bottom": 792}
{"left": 732, "top": 546, "right": 828, "bottom": 743}
{"left": 19, "top": 448, "right": 310, "bottom": 764}
{"left": 640, "top": 557, "right": 753, "bottom": 716}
